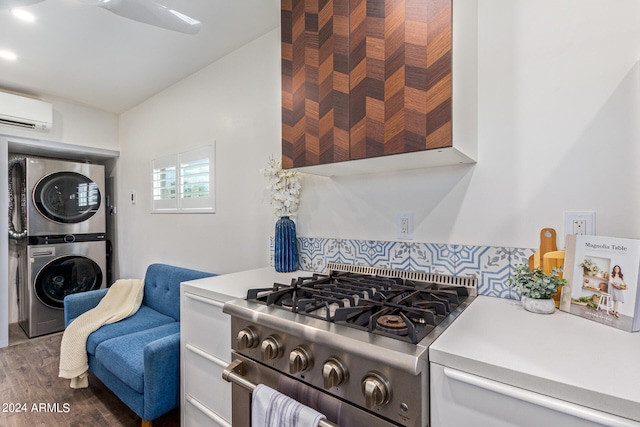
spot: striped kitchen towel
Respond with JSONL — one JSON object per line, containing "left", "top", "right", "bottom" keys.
{"left": 252, "top": 384, "right": 326, "bottom": 427}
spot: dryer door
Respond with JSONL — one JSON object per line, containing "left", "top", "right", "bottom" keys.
{"left": 33, "top": 171, "right": 101, "bottom": 224}
{"left": 35, "top": 255, "right": 103, "bottom": 309}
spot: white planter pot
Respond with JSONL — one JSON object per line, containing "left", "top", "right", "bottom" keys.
{"left": 521, "top": 296, "right": 556, "bottom": 314}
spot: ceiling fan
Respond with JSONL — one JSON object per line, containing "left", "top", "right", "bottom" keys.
{"left": 0, "top": 0, "right": 202, "bottom": 35}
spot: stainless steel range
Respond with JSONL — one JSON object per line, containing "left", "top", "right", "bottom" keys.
{"left": 222, "top": 263, "right": 476, "bottom": 427}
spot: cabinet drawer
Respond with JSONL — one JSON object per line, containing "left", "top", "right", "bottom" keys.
{"left": 184, "top": 344, "right": 232, "bottom": 423}
{"left": 182, "top": 292, "right": 231, "bottom": 361}
{"left": 185, "top": 394, "right": 231, "bottom": 427}
{"left": 430, "top": 363, "right": 639, "bottom": 427}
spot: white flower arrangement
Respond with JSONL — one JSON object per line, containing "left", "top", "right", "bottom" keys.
{"left": 579, "top": 258, "right": 599, "bottom": 275}
{"left": 261, "top": 155, "right": 301, "bottom": 217}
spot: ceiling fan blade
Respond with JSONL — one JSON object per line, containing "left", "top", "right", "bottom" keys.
{"left": 86, "top": 0, "right": 202, "bottom": 35}
{"left": 0, "top": 0, "right": 44, "bottom": 9}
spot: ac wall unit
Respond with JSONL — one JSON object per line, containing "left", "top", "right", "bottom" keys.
{"left": 0, "top": 91, "right": 52, "bottom": 131}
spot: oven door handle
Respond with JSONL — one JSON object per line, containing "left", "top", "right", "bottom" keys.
{"left": 222, "top": 359, "right": 341, "bottom": 427}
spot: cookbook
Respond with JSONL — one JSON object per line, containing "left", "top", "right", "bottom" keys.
{"left": 561, "top": 234, "right": 640, "bottom": 332}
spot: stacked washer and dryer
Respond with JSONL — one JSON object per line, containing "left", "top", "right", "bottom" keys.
{"left": 16, "top": 157, "right": 107, "bottom": 338}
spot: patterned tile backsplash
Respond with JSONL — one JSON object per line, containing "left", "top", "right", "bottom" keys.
{"left": 270, "top": 236, "right": 536, "bottom": 300}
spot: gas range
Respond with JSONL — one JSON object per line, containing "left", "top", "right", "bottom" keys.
{"left": 246, "top": 266, "right": 472, "bottom": 344}
{"left": 222, "top": 264, "right": 476, "bottom": 427}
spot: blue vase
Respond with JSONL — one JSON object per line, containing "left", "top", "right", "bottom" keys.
{"left": 274, "top": 216, "right": 298, "bottom": 272}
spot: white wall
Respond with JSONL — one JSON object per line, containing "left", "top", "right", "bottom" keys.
{"left": 116, "top": 0, "right": 640, "bottom": 280}
{"left": 116, "top": 30, "right": 281, "bottom": 278}
{"left": 297, "top": 0, "right": 640, "bottom": 249}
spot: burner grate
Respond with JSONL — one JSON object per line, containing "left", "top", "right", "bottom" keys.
{"left": 244, "top": 265, "right": 475, "bottom": 344}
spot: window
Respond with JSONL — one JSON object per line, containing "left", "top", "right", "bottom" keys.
{"left": 152, "top": 145, "right": 215, "bottom": 213}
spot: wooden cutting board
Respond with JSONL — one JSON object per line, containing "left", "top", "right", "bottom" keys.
{"left": 528, "top": 228, "right": 558, "bottom": 270}
{"left": 543, "top": 251, "right": 565, "bottom": 275}
{"left": 543, "top": 250, "right": 566, "bottom": 308}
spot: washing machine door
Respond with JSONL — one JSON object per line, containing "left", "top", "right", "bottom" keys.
{"left": 35, "top": 255, "right": 103, "bottom": 309}
{"left": 33, "top": 171, "right": 101, "bottom": 224}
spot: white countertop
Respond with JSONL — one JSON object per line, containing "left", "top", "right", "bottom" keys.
{"left": 181, "top": 267, "right": 312, "bottom": 302}
{"left": 429, "top": 296, "right": 640, "bottom": 422}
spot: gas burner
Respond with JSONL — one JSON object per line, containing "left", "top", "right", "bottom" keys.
{"left": 280, "top": 296, "right": 294, "bottom": 309}
{"left": 376, "top": 314, "right": 408, "bottom": 336}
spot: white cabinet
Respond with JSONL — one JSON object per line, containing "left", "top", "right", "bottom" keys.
{"left": 429, "top": 296, "right": 640, "bottom": 424}
{"left": 180, "top": 268, "right": 310, "bottom": 427}
{"left": 181, "top": 290, "right": 233, "bottom": 427}
{"left": 430, "top": 363, "right": 640, "bottom": 427}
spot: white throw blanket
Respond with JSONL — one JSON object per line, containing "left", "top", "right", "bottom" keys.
{"left": 59, "top": 279, "right": 144, "bottom": 388}
{"left": 252, "top": 384, "right": 326, "bottom": 427}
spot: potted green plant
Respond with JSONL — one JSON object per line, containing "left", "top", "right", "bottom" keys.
{"left": 508, "top": 264, "right": 567, "bottom": 314}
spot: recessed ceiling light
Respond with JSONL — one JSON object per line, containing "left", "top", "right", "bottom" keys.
{"left": 11, "top": 9, "right": 35, "bottom": 22}
{"left": 0, "top": 50, "right": 17, "bottom": 61}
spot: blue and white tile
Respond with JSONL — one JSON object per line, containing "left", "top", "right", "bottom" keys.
{"left": 455, "top": 245, "right": 491, "bottom": 278}
{"left": 345, "top": 240, "right": 409, "bottom": 269}
{"left": 339, "top": 240, "right": 369, "bottom": 266}
{"left": 427, "top": 244, "right": 458, "bottom": 275}
{"left": 509, "top": 247, "right": 535, "bottom": 268}
{"left": 386, "top": 241, "right": 412, "bottom": 270}
{"left": 408, "top": 243, "right": 433, "bottom": 272}
{"left": 476, "top": 246, "right": 511, "bottom": 298}
{"left": 410, "top": 243, "right": 456, "bottom": 275}
{"left": 297, "top": 237, "right": 328, "bottom": 273}
{"left": 433, "top": 244, "right": 458, "bottom": 275}
{"left": 324, "top": 239, "right": 354, "bottom": 267}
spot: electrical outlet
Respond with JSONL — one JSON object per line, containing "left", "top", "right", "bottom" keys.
{"left": 396, "top": 212, "right": 413, "bottom": 240}
{"left": 400, "top": 217, "right": 410, "bottom": 234}
{"left": 564, "top": 211, "right": 595, "bottom": 237}
{"left": 573, "top": 220, "right": 587, "bottom": 235}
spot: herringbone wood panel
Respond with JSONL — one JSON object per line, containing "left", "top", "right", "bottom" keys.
{"left": 282, "top": 0, "right": 453, "bottom": 168}
{"left": 282, "top": 0, "right": 350, "bottom": 168}
{"left": 350, "top": 0, "right": 452, "bottom": 159}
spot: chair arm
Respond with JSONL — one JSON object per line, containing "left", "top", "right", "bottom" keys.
{"left": 63, "top": 288, "right": 109, "bottom": 327}
{"left": 142, "top": 332, "right": 181, "bottom": 421}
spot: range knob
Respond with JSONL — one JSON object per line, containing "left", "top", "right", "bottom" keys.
{"left": 289, "top": 346, "right": 312, "bottom": 374}
{"left": 361, "top": 372, "right": 391, "bottom": 409}
{"left": 322, "top": 357, "right": 348, "bottom": 389}
{"left": 236, "top": 327, "right": 258, "bottom": 350}
{"left": 260, "top": 336, "right": 283, "bottom": 361}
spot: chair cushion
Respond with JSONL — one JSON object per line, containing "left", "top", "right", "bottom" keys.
{"left": 94, "top": 322, "right": 180, "bottom": 394}
{"left": 84, "top": 305, "right": 175, "bottom": 355}
{"left": 143, "top": 263, "right": 215, "bottom": 321}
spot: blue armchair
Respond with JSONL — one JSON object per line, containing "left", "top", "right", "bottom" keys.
{"left": 63, "top": 263, "right": 216, "bottom": 426}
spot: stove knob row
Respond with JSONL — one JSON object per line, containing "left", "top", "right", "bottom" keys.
{"left": 361, "top": 372, "right": 391, "bottom": 409}
{"left": 289, "top": 346, "right": 312, "bottom": 374}
{"left": 260, "top": 335, "right": 283, "bottom": 361}
{"left": 236, "top": 327, "right": 259, "bottom": 350}
{"left": 322, "top": 357, "right": 348, "bottom": 389}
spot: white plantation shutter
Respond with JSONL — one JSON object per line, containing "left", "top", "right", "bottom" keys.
{"left": 151, "top": 144, "right": 215, "bottom": 213}
{"left": 152, "top": 154, "right": 178, "bottom": 211}
{"left": 179, "top": 146, "right": 214, "bottom": 211}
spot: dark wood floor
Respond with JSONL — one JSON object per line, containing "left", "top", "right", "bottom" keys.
{"left": 1, "top": 326, "right": 179, "bottom": 427}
